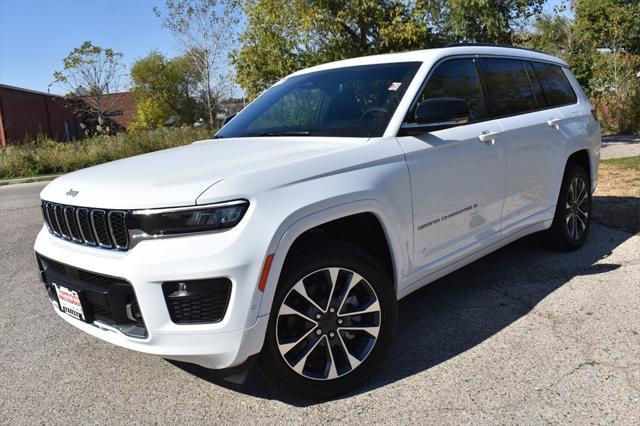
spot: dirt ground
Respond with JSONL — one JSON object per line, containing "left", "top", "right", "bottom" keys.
{"left": 593, "top": 159, "right": 640, "bottom": 233}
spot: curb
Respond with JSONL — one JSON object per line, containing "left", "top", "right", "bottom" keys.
{"left": 0, "top": 174, "right": 61, "bottom": 187}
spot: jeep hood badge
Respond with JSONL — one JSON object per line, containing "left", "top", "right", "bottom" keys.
{"left": 66, "top": 188, "right": 79, "bottom": 197}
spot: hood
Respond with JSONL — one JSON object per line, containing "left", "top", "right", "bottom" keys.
{"left": 40, "top": 137, "right": 362, "bottom": 209}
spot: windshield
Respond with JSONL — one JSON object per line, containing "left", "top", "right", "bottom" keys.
{"left": 216, "top": 62, "right": 421, "bottom": 138}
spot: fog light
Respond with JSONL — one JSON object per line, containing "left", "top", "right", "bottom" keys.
{"left": 125, "top": 302, "right": 142, "bottom": 321}
{"left": 162, "top": 278, "right": 232, "bottom": 324}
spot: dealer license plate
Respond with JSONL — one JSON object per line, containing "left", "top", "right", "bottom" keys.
{"left": 54, "top": 283, "right": 86, "bottom": 321}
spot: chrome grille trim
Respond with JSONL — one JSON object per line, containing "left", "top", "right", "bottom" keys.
{"left": 64, "top": 206, "right": 83, "bottom": 242}
{"left": 107, "top": 211, "right": 129, "bottom": 250}
{"left": 75, "top": 208, "right": 97, "bottom": 246}
{"left": 90, "top": 209, "right": 113, "bottom": 249}
{"left": 54, "top": 205, "right": 70, "bottom": 240}
{"left": 45, "top": 203, "right": 60, "bottom": 236}
{"left": 40, "top": 201, "right": 129, "bottom": 251}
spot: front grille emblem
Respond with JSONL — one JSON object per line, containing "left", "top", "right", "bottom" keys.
{"left": 66, "top": 188, "right": 79, "bottom": 197}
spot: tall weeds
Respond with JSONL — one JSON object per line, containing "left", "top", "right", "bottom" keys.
{"left": 0, "top": 127, "right": 212, "bottom": 179}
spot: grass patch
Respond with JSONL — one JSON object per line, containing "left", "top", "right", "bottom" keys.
{"left": 0, "top": 127, "right": 212, "bottom": 179}
{"left": 601, "top": 156, "right": 640, "bottom": 172}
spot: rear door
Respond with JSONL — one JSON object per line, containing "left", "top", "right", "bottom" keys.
{"left": 530, "top": 61, "right": 585, "bottom": 197}
{"left": 396, "top": 57, "right": 505, "bottom": 272}
{"left": 479, "top": 57, "right": 566, "bottom": 235}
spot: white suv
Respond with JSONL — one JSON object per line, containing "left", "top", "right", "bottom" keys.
{"left": 34, "top": 45, "right": 600, "bottom": 398}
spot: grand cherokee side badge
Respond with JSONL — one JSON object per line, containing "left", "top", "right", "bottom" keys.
{"left": 66, "top": 188, "right": 79, "bottom": 197}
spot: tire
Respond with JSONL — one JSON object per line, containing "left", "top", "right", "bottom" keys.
{"left": 545, "top": 163, "right": 592, "bottom": 251}
{"left": 259, "top": 240, "right": 396, "bottom": 399}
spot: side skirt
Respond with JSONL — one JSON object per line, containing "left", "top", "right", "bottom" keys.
{"left": 397, "top": 218, "right": 552, "bottom": 300}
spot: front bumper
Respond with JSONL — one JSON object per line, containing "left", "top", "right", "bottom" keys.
{"left": 34, "top": 225, "right": 270, "bottom": 369}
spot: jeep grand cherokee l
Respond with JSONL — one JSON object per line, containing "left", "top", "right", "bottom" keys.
{"left": 34, "top": 45, "right": 600, "bottom": 398}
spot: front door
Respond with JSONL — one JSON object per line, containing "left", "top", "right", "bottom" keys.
{"left": 396, "top": 57, "right": 506, "bottom": 274}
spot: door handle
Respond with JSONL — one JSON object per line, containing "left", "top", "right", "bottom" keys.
{"left": 547, "top": 118, "right": 562, "bottom": 128}
{"left": 478, "top": 131, "right": 501, "bottom": 145}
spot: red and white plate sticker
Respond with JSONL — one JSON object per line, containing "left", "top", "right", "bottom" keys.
{"left": 388, "top": 82, "right": 402, "bottom": 91}
{"left": 54, "top": 283, "right": 85, "bottom": 321}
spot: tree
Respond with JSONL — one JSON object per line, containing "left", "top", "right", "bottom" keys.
{"left": 520, "top": 14, "right": 572, "bottom": 56}
{"left": 233, "top": 0, "right": 439, "bottom": 99}
{"left": 154, "top": 0, "right": 241, "bottom": 129}
{"left": 52, "top": 41, "right": 125, "bottom": 132}
{"left": 129, "top": 51, "right": 199, "bottom": 129}
{"left": 439, "top": 0, "right": 545, "bottom": 44}
{"left": 572, "top": 0, "right": 640, "bottom": 133}
{"left": 232, "top": 0, "right": 547, "bottom": 99}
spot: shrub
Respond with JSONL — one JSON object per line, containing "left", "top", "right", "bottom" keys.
{"left": 0, "top": 127, "right": 212, "bottom": 179}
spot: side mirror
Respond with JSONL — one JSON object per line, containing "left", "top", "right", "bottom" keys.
{"left": 415, "top": 97, "right": 469, "bottom": 126}
{"left": 221, "top": 113, "right": 236, "bottom": 126}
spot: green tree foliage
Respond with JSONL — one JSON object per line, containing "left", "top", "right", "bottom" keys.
{"left": 441, "top": 0, "right": 544, "bottom": 44}
{"left": 523, "top": 14, "right": 572, "bottom": 56}
{"left": 53, "top": 41, "right": 125, "bottom": 132}
{"left": 571, "top": 0, "right": 640, "bottom": 133}
{"left": 573, "top": 0, "right": 639, "bottom": 55}
{"left": 233, "top": 0, "right": 546, "bottom": 99}
{"left": 233, "top": 0, "right": 438, "bottom": 98}
{"left": 129, "top": 51, "right": 199, "bottom": 130}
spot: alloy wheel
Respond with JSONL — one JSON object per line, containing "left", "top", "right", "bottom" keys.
{"left": 275, "top": 267, "right": 381, "bottom": 381}
{"left": 565, "top": 176, "right": 589, "bottom": 241}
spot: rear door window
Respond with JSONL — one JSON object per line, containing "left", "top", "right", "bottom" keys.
{"left": 482, "top": 58, "right": 538, "bottom": 117}
{"left": 530, "top": 62, "right": 577, "bottom": 106}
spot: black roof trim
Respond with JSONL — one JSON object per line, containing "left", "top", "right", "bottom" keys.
{"left": 443, "top": 43, "right": 549, "bottom": 56}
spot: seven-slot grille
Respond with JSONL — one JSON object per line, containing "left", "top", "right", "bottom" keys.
{"left": 41, "top": 201, "right": 129, "bottom": 250}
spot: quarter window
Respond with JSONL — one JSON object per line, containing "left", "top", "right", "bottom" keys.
{"left": 409, "top": 58, "right": 486, "bottom": 122}
{"left": 482, "top": 58, "right": 538, "bottom": 116}
{"left": 531, "top": 62, "right": 577, "bottom": 106}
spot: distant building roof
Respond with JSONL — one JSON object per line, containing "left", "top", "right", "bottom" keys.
{"left": 0, "top": 84, "right": 64, "bottom": 98}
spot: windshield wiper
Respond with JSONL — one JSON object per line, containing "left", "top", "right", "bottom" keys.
{"left": 254, "top": 131, "right": 312, "bottom": 137}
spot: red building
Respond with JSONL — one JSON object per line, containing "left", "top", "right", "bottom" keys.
{"left": 0, "top": 84, "right": 135, "bottom": 147}
{"left": 0, "top": 84, "right": 78, "bottom": 146}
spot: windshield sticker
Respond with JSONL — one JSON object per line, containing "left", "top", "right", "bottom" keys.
{"left": 388, "top": 82, "right": 402, "bottom": 91}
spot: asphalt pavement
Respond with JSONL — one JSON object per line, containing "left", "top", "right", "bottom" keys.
{"left": 1, "top": 182, "right": 639, "bottom": 424}
{"left": 601, "top": 134, "right": 640, "bottom": 159}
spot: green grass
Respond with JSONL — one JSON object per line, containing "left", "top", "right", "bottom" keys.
{"left": 0, "top": 127, "right": 212, "bottom": 179}
{"left": 601, "top": 156, "right": 640, "bottom": 172}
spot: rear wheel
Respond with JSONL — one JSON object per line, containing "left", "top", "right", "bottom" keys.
{"left": 260, "top": 241, "right": 396, "bottom": 399}
{"left": 545, "top": 164, "right": 592, "bottom": 250}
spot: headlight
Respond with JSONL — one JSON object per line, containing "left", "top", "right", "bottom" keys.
{"left": 130, "top": 200, "right": 249, "bottom": 236}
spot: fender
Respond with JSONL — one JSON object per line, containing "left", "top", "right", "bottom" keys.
{"left": 256, "top": 198, "right": 408, "bottom": 317}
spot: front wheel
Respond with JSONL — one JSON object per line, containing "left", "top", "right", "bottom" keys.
{"left": 545, "top": 164, "right": 592, "bottom": 250}
{"left": 260, "top": 241, "right": 396, "bottom": 399}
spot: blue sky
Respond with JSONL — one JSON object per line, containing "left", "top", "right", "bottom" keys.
{"left": 0, "top": 0, "right": 568, "bottom": 95}
{"left": 0, "top": 0, "right": 179, "bottom": 94}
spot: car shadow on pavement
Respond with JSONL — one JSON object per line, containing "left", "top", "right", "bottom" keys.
{"left": 592, "top": 195, "right": 640, "bottom": 234}
{"left": 169, "top": 225, "right": 631, "bottom": 406}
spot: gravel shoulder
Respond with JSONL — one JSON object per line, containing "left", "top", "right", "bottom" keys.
{"left": 1, "top": 183, "right": 639, "bottom": 425}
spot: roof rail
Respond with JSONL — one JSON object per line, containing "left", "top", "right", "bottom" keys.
{"left": 443, "top": 42, "right": 549, "bottom": 56}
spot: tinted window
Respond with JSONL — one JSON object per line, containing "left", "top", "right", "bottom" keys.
{"left": 409, "top": 58, "right": 486, "bottom": 122}
{"left": 216, "top": 62, "right": 421, "bottom": 138}
{"left": 531, "top": 62, "right": 577, "bottom": 106}
{"left": 525, "top": 61, "right": 546, "bottom": 107}
{"left": 483, "top": 58, "right": 538, "bottom": 116}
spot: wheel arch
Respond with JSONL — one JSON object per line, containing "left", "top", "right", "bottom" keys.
{"left": 566, "top": 149, "right": 591, "bottom": 181}
{"left": 257, "top": 200, "right": 404, "bottom": 317}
